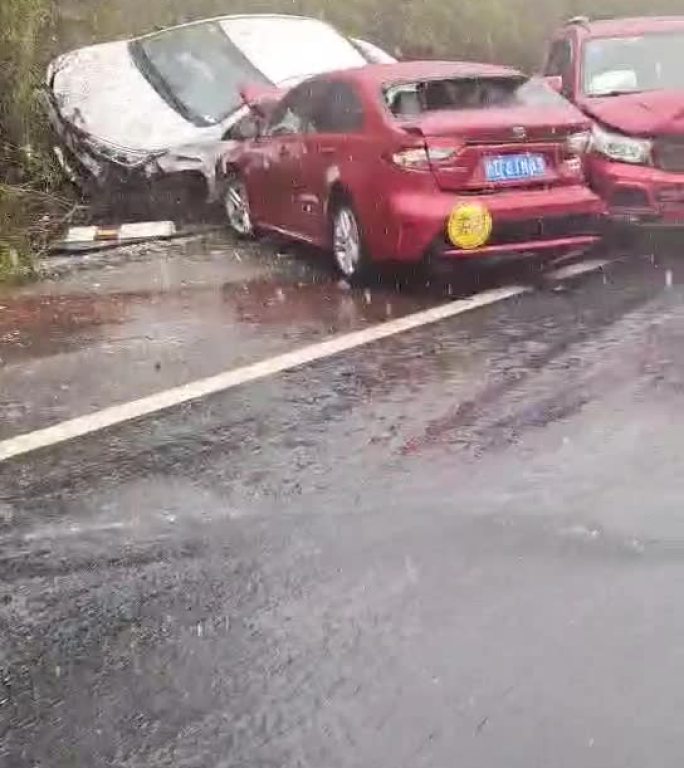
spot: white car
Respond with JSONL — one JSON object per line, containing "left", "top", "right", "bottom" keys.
{"left": 45, "top": 14, "right": 395, "bottom": 212}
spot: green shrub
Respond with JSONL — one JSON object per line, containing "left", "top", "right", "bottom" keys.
{"left": 54, "top": 0, "right": 684, "bottom": 69}
{"left": 0, "top": 0, "right": 65, "bottom": 279}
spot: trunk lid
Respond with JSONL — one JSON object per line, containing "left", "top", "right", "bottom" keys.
{"left": 401, "top": 106, "right": 587, "bottom": 192}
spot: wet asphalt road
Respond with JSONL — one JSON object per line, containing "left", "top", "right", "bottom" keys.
{"left": 3, "top": 235, "right": 684, "bottom": 766}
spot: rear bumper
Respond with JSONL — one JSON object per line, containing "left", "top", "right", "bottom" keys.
{"left": 440, "top": 235, "right": 599, "bottom": 258}
{"left": 587, "top": 154, "right": 684, "bottom": 226}
{"left": 379, "top": 184, "right": 605, "bottom": 262}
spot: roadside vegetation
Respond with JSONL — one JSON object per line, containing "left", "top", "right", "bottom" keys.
{"left": 1, "top": 0, "right": 683, "bottom": 280}
{"left": 1, "top": 0, "right": 66, "bottom": 281}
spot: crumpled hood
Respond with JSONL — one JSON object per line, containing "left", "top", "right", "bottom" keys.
{"left": 48, "top": 40, "right": 222, "bottom": 152}
{"left": 580, "top": 90, "right": 684, "bottom": 137}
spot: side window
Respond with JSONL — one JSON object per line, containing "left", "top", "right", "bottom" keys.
{"left": 224, "top": 112, "right": 260, "bottom": 141}
{"left": 267, "top": 82, "right": 327, "bottom": 136}
{"left": 311, "top": 82, "right": 365, "bottom": 134}
{"left": 267, "top": 94, "right": 307, "bottom": 136}
{"left": 545, "top": 38, "right": 574, "bottom": 95}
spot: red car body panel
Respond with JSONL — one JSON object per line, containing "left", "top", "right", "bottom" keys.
{"left": 544, "top": 16, "right": 684, "bottom": 225}
{"left": 579, "top": 91, "right": 684, "bottom": 138}
{"left": 586, "top": 154, "right": 684, "bottom": 224}
{"left": 225, "top": 61, "right": 605, "bottom": 263}
{"left": 387, "top": 185, "right": 602, "bottom": 261}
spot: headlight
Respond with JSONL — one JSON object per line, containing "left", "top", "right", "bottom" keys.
{"left": 590, "top": 124, "right": 652, "bottom": 165}
{"left": 82, "top": 136, "right": 154, "bottom": 168}
{"left": 566, "top": 131, "right": 591, "bottom": 156}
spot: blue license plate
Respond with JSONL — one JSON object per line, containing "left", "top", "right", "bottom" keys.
{"left": 484, "top": 154, "right": 547, "bottom": 182}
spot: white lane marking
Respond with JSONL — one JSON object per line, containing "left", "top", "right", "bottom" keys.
{"left": 0, "top": 285, "right": 528, "bottom": 462}
{"left": 22, "top": 521, "right": 128, "bottom": 541}
{"left": 546, "top": 258, "right": 610, "bottom": 282}
{"left": 0, "top": 256, "right": 613, "bottom": 464}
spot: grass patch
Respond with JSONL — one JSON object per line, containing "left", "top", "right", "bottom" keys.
{"left": 0, "top": 0, "right": 71, "bottom": 281}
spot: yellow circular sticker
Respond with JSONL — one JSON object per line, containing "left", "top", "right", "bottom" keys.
{"left": 447, "top": 203, "right": 493, "bottom": 250}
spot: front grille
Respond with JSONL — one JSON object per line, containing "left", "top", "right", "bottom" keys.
{"left": 655, "top": 139, "right": 684, "bottom": 173}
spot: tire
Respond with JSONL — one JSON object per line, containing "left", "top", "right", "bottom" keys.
{"left": 330, "top": 202, "right": 372, "bottom": 283}
{"left": 223, "top": 172, "right": 254, "bottom": 237}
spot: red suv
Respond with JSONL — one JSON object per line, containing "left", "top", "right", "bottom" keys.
{"left": 543, "top": 16, "right": 684, "bottom": 226}
{"left": 222, "top": 61, "right": 604, "bottom": 281}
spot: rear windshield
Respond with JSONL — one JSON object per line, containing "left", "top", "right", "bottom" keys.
{"left": 583, "top": 32, "right": 684, "bottom": 96}
{"left": 385, "top": 76, "right": 567, "bottom": 118}
{"left": 130, "top": 21, "right": 268, "bottom": 126}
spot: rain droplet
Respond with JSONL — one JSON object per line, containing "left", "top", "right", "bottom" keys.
{"left": 666, "top": 269, "right": 673, "bottom": 288}
{"left": 364, "top": 289, "right": 372, "bottom": 305}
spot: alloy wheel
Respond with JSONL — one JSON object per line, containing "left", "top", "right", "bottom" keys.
{"left": 333, "top": 207, "right": 362, "bottom": 278}
{"left": 224, "top": 178, "right": 253, "bottom": 236}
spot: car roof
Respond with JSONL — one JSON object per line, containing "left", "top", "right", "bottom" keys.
{"left": 329, "top": 60, "right": 522, "bottom": 86}
{"left": 575, "top": 16, "right": 684, "bottom": 39}
{"left": 135, "top": 14, "right": 334, "bottom": 41}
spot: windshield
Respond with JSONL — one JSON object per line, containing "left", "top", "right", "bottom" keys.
{"left": 130, "top": 21, "right": 269, "bottom": 126}
{"left": 583, "top": 32, "right": 684, "bottom": 96}
{"left": 129, "top": 17, "right": 369, "bottom": 126}
{"left": 385, "top": 76, "right": 567, "bottom": 118}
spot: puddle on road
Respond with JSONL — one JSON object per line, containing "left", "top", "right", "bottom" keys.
{"left": 3, "top": 228, "right": 682, "bottom": 441}
{"left": 218, "top": 277, "right": 433, "bottom": 329}
{"left": 0, "top": 262, "right": 434, "bottom": 367}
{"left": 0, "top": 235, "right": 437, "bottom": 438}
{"left": 0, "top": 294, "right": 132, "bottom": 363}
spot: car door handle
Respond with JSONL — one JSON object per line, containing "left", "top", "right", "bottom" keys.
{"left": 319, "top": 146, "right": 336, "bottom": 156}
{"left": 279, "top": 145, "right": 290, "bottom": 158}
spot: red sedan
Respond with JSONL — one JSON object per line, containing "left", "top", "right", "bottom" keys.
{"left": 221, "top": 61, "right": 605, "bottom": 281}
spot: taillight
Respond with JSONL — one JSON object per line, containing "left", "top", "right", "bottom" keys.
{"left": 390, "top": 146, "right": 459, "bottom": 169}
{"left": 428, "top": 147, "right": 459, "bottom": 163}
{"left": 566, "top": 131, "right": 591, "bottom": 156}
{"left": 391, "top": 147, "right": 431, "bottom": 169}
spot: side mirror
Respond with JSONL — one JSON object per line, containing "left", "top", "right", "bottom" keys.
{"left": 239, "top": 83, "right": 283, "bottom": 118}
{"left": 236, "top": 115, "right": 261, "bottom": 141}
{"left": 222, "top": 114, "right": 262, "bottom": 141}
{"left": 544, "top": 75, "right": 564, "bottom": 94}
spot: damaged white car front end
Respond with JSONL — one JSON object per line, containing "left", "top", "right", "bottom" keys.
{"left": 45, "top": 14, "right": 395, "bottom": 214}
